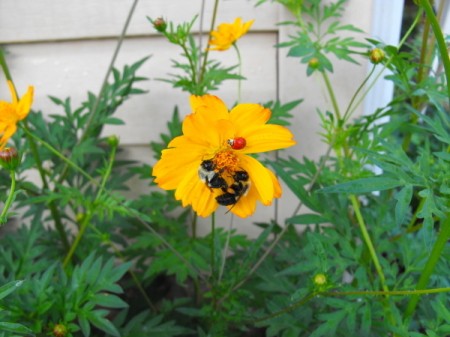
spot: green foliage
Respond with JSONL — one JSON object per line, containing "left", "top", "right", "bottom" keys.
{"left": 276, "top": 0, "right": 368, "bottom": 75}
{"left": 1, "top": 0, "right": 450, "bottom": 336}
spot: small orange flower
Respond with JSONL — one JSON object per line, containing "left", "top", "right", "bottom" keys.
{"left": 152, "top": 94, "right": 296, "bottom": 218}
{"left": 208, "top": 17, "right": 255, "bottom": 51}
{"left": 0, "top": 81, "right": 34, "bottom": 150}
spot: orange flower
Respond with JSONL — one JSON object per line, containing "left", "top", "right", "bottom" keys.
{"left": 208, "top": 17, "right": 254, "bottom": 51}
{"left": 152, "top": 94, "right": 296, "bottom": 218}
{"left": 0, "top": 81, "right": 34, "bottom": 150}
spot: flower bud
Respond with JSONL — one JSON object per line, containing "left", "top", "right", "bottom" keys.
{"left": 0, "top": 147, "right": 20, "bottom": 171}
{"left": 313, "top": 273, "right": 327, "bottom": 286}
{"left": 369, "top": 48, "right": 385, "bottom": 64}
{"left": 53, "top": 323, "right": 68, "bottom": 337}
{"left": 153, "top": 17, "right": 167, "bottom": 33}
{"left": 308, "top": 57, "right": 320, "bottom": 69}
{"left": 106, "top": 135, "right": 119, "bottom": 148}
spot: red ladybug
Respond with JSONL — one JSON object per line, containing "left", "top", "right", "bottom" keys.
{"left": 227, "top": 137, "right": 246, "bottom": 150}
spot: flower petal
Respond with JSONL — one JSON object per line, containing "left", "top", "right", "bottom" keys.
{"left": 175, "top": 165, "right": 219, "bottom": 217}
{"left": 241, "top": 124, "right": 296, "bottom": 154}
{"left": 229, "top": 103, "right": 271, "bottom": 130}
{"left": 190, "top": 95, "right": 229, "bottom": 121}
{"left": 153, "top": 147, "right": 202, "bottom": 190}
{"left": 228, "top": 183, "right": 259, "bottom": 218}
{"left": 239, "top": 155, "right": 274, "bottom": 205}
{"left": 17, "top": 86, "right": 34, "bottom": 120}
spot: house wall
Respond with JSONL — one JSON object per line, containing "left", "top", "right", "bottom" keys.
{"left": 1, "top": 0, "right": 391, "bottom": 235}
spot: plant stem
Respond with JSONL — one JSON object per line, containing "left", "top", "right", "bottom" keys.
{"left": 420, "top": 0, "right": 450, "bottom": 106}
{"left": 349, "top": 195, "right": 388, "bottom": 292}
{"left": 321, "top": 71, "right": 341, "bottom": 121}
{"left": 218, "top": 214, "right": 234, "bottom": 283}
{"left": 198, "top": 0, "right": 220, "bottom": 83}
{"left": 210, "top": 212, "right": 216, "bottom": 278}
{"left": 405, "top": 214, "right": 450, "bottom": 321}
{"left": 342, "top": 65, "right": 376, "bottom": 123}
{"left": 180, "top": 42, "right": 198, "bottom": 86}
{"left": 63, "top": 144, "right": 117, "bottom": 267}
{"left": 349, "top": 195, "right": 397, "bottom": 329}
{"left": 233, "top": 43, "right": 242, "bottom": 102}
{"left": 0, "top": 170, "right": 16, "bottom": 225}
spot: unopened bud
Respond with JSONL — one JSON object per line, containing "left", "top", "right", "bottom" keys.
{"left": 53, "top": 323, "right": 68, "bottom": 337}
{"left": 106, "top": 135, "right": 119, "bottom": 148}
{"left": 0, "top": 147, "right": 20, "bottom": 171}
{"left": 369, "top": 48, "right": 385, "bottom": 64}
{"left": 313, "top": 273, "right": 327, "bottom": 286}
{"left": 153, "top": 17, "right": 167, "bottom": 33}
{"left": 308, "top": 57, "right": 320, "bottom": 69}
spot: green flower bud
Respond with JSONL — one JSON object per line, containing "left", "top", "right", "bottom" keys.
{"left": 153, "top": 17, "right": 167, "bottom": 33}
{"left": 0, "top": 147, "right": 21, "bottom": 171}
{"left": 53, "top": 323, "right": 68, "bottom": 337}
{"left": 106, "top": 135, "right": 119, "bottom": 148}
{"left": 308, "top": 57, "right": 320, "bottom": 69}
{"left": 369, "top": 48, "right": 385, "bottom": 64}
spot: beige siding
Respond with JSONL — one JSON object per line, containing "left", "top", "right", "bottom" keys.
{"left": 1, "top": 0, "right": 375, "bottom": 232}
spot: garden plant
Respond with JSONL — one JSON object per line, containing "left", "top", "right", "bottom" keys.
{"left": 0, "top": 0, "right": 450, "bottom": 336}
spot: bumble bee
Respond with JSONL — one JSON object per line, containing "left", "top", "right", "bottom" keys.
{"left": 216, "top": 170, "right": 250, "bottom": 207}
{"left": 198, "top": 160, "right": 228, "bottom": 190}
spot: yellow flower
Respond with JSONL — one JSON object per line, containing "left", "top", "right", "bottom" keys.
{"left": 152, "top": 94, "right": 296, "bottom": 218}
{"left": 0, "top": 81, "right": 34, "bottom": 150}
{"left": 208, "top": 17, "right": 255, "bottom": 51}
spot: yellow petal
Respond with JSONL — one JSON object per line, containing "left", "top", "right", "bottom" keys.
{"left": 6, "top": 81, "right": 17, "bottom": 104}
{"left": 17, "top": 86, "right": 34, "bottom": 120}
{"left": 175, "top": 165, "right": 219, "bottom": 217}
{"left": 228, "top": 183, "right": 259, "bottom": 218}
{"left": 241, "top": 124, "right": 296, "bottom": 154}
{"left": 229, "top": 103, "right": 271, "bottom": 131}
{"left": 239, "top": 155, "right": 274, "bottom": 204}
{"left": 189, "top": 95, "right": 229, "bottom": 120}
{"left": 153, "top": 147, "right": 202, "bottom": 190}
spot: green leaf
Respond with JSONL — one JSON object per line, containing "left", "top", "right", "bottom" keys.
{"left": 320, "top": 177, "right": 404, "bottom": 194}
{"left": 394, "top": 185, "right": 413, "bottom": 226}
{"left": 87, "top": 310, "right": 120, "bottom": 337}
{"left": 0, "top": 280, "right": 24, "bottom": 300}
{"left": 287, "top": 213, "right": 329, "bottom": 225}
{"left": 0, "top": 322, "right": 33, "bottom": 334}
{"left": 90, "top": 293, "right": 128, "bottom": 309}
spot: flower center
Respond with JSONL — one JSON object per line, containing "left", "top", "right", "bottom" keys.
{"left": 213, "top": 150, "right": 239, "bottom": 173}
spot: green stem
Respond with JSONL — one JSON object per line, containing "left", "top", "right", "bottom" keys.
{"left": 63, "top": 144, "right": 117, "bottom": 267}
{"left": 326, "top": 287, "right": 450, "bottom": 297}
{"left": 180, "top": 42, "right": 198, "bottom": 86}
{"left": 349, "top": 195, "right": 397, "bottom": 329}
{"left": 218, "top": 214, "right": 234, "bottom": 283}
{"left": 233, "top": 43, "right": 242, "bottom": 102}
{"left": 405, "top": 214, "right": 450, "bottom": 321}
{"left": 198, "top": 0, "right": 220, "bottom": 83}
{"left": 321, "top": 71, "right": 341, "bottom": 121}
{"left": 0, "top": 170, "right": 16, "bottom": 224}
{"left": 210, "top": 212, "right": 216, "bottom": 278}
{"left": 349, "top": 195, "right": 388, "bottom": 292}
{"left": 342, "top": 65, "right": 376, "bottom": 123}
{"left": 420, "top": 0, "right": 450, "bottom": 107}
{"left": 254, "top": 286, "right": 450, "bottom": 323}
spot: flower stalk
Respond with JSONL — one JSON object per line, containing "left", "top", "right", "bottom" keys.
{"left": 0, "top": 170, "right": 16, "bottom": 225}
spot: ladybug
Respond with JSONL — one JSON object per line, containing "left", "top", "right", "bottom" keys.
{"left": 227, "top": 137, "right": 246, "bottom": 150}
